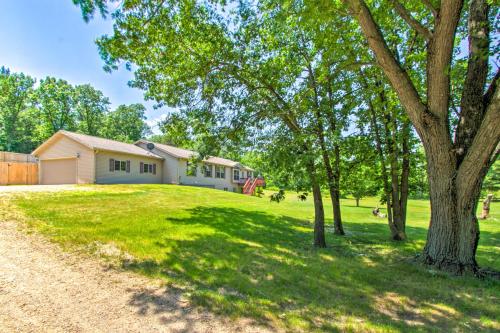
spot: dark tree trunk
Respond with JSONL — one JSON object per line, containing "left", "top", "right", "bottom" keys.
{"left": 365, "top": 80, "right": 408, "bottom": 240}
{"left": 399, "top": 120, "right": 411, "bottom": 229}
{"left": 312, "top": 182, "right": 327, "bottom": 248}
{"left": 308, "top": 63, "right": 345, "bottom": 236}
{"left": 310, "top": 163, "right": 327, "bottom": 248}
{"left": 332, "top": 142, "right": 344, "bottom": 235}
{"left": 355, "top": 198, "right": 360, "bottom": 207}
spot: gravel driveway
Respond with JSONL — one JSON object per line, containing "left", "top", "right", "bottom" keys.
{"left": 0, "top": 220, "right": 272, "bottom": 333}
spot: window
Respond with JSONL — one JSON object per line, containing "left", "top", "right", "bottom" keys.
{"left": 247, "top": 171, "right": 253, "bottom": 178}
{"left": 110, "top": 159, "right": 130, "bottom": 173}
{"left": 233, "top": 169, "right": 240, "bottom": 181}
{"left": 186, "top": 161, "right": 197, "bottom": 176}
{"left": 140, "top": 162, "right": 156, "bottom": 174}
{"left": 215, "top": 166, "right": 225, "bottom": 179}
{"left": 223, "top": 187, "right": 228, "bottom": 191}
{"left": 203, "top": 164, "right": 212, "bottom": 177}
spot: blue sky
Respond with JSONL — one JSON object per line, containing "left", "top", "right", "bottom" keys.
{"left": 0, "top": 0, "right": 170, "bottom": 131}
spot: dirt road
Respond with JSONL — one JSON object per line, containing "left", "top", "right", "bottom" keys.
{"left": 0, "top": 220, "right": 271, "bottom": 333}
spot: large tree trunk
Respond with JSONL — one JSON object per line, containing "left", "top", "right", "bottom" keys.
{"left": 421, "top": 155, "right": 481, "bottom": 274}
{"left": 345, "top": 0, "right": 499, "bottom": 274}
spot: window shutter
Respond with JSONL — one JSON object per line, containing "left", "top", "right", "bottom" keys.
{"left": 140, "top": 162, "right": 144, "bottom": 174}
{"left": 109, "top": 159, "right": 114, "bottom": 172}
{"left": 153, "top": 163, "right": 156, "bottom": 175}
{"left": 126, "top": 160, "right": 130, "bottom": 173}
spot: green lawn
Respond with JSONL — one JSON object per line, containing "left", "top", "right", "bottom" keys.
{"left": 1, "top": 184, "right": 499, "bottom": 332}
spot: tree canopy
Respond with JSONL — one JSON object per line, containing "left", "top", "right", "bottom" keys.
{"left": 71, "top": 0, "right": 499, "bottom": 273}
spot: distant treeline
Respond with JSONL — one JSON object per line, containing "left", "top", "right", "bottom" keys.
{"left": 0, "top": 66, "right": 151, "bottom": 154}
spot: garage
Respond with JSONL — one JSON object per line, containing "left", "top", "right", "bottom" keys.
{"left": 40, "top": 158, "right": 76, "bottom": 185}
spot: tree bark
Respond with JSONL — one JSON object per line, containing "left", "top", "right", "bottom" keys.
{"left": 421, "top": 152, "right": 480, "bottom": 274}
{"left": 332, "top": 143, "right": 344, "bottom": 234}
{"left": 363, "top": 76, "right": 408, "bottom": 240}
{"left": 345, "top": 0, "right": 500, "bottom": 273}
{"left": 310, "top": 162, "right": 327, "bottom": 248}
{"left": 308, "top": 63, "right": 345, "bottom": 235}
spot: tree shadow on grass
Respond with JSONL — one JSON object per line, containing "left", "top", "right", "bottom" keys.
{"left": 124, "top": 206, "right": 500, "bottom": 332}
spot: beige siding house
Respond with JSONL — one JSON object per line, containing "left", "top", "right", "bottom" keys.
{"left": 32, "top": 131, "right": 163, "bottom": 185}
{"left": 31, "top": 131, "right": 262, "bottom": 192}
{"left": 135, "top": 140, "right": 256, "bottom": 192}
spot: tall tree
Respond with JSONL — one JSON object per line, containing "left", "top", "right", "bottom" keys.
{"left": 355, "top": 71, "right": 413, "bottom": 240}
{"left": 343, "top": 0, "right": 499, "bottom": 273}
{"left": 72, "top": 0, "right": 333, "bottom": 247}
{"left": 103, "top": 104, "right": 150, "bottom": 142}
{"left": 74, "top": 84, "right": 110, "bottom": 136}
{"left": 151, "top": 113, "right": 193, "bottom": 147}
{"left": 35, "top": 77, "right": 76, "bottom": 138}
{"left": 0, "top": 67, "right": 37, "bottom": 153}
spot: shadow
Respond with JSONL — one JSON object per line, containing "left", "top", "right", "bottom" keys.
{"left": 340, "top": 204, "right": 378, "bottom": 209}
{"left": 121, "top": 206, "right": 500, "bottom": 332}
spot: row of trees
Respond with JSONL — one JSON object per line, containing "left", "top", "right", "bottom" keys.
{"left": 0, "top": 67, "right": 151, "bottom": 153}
{"left": 73, "top": 0, "right": 498, "bottom": 275}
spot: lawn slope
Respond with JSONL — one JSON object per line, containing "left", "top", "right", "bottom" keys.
{"left": 2, "top": 184, "right": 499, "bottom": 332}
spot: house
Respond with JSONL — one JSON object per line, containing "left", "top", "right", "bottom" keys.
{"left": 135, "top": 139, "right": 260, "bottom": 192}
{"left": 32, "top": 130, "right": 264, "bottom": 193}
{"left": 32, "top": 130, "right": 163, "bottom": 185}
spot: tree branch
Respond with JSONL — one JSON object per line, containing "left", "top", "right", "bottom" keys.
{"left": 454, "top": 0, "right": 490, "bottom": 164}
{"left": 457, "top": 80, "right": 500, "bottom": 202}
{"left": 342, "top": 0, "right": 427, "bottom": 132}
{"left": 426, "top": 0, "right": 464, "bottom": 118}
{"left": 422, "top": 0, "right": 438, "bottom": 18}
{"left": 484, "top": 68, "right": 500, "bottom": 107}
{"left": 390, "top": 0, "right": 433, "bottom": 41}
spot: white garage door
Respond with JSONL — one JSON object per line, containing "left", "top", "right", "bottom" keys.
{"left": 40, "top": 158, "right": 77, "bottom": 185}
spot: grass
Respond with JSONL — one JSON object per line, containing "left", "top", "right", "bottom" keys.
{"left": 1, "top": 184, "right": 499, "bottom": 332}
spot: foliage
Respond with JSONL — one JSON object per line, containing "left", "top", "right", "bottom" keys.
{"left": 0, "top": 67, "right": 151, "bottom": 153}
{"left": 3, "top": 185, "right": 499, "bottom": 332}
{"left": 35, "top": 77, "right": 76, "bottom": 138}
{"left": 73, "top": 84, "right": 110, "bottom": 136}
{"left": 150, "top": 112, "right": 193, "bottom": 148}
{"left": 269, "top": 189, "right": 286, "bottom": 203}
{"left": 0, "top": 67, "right": 38, "bottom": 152}
{"left": 482, "top": 160, "right": 500, "bottom": 199}
{"left": 340, "top": 136, "right": 379, "bottom": 204}
{"left": 102, "top": 103, "right": 150, "bottom": 142}
{"left": 297, "top": 192, "right": 308, "bottom": 201}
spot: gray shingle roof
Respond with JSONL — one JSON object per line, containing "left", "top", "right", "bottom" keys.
{"left": 34, "top": 131, "right": 163, "bottom": 159}
{"left": 137, "top": 140, "right": 254, "bottom": 170}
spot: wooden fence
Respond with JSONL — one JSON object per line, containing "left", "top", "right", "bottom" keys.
{"left": 0, "top": 152, "right": 39, "bottom": 185}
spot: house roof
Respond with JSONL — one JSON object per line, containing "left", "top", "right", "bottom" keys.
{"left": 33, "top": 130, "right": 163, "bottom": 159}
{"left": 136, "top": 140, "right": 255, "bottom": 171}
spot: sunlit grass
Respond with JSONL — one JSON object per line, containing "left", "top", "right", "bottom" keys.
{"left": 2, "top": 184, "right": 499, "bottom": 332}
